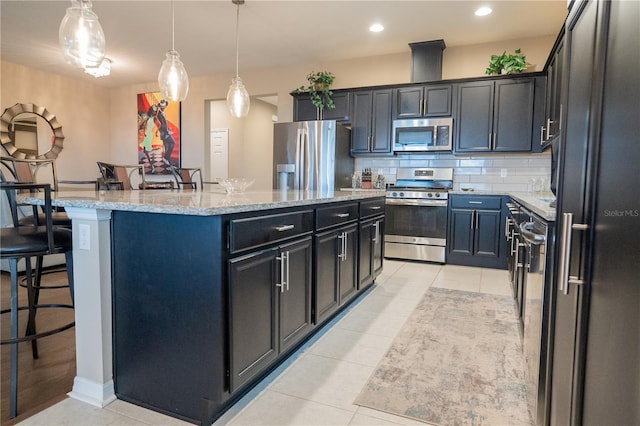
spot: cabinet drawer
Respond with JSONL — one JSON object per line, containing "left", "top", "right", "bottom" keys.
{"left": 360, "top": 198, "right": 385, "bottom": 219}
{"left": 316, "top": 203, "right": 359, "bottom": 230}
{"left": 450, "top": 195, "right": 502, "bottom": 210}
{"left": 230, "top": 210, "right": 313, "bottom": 253}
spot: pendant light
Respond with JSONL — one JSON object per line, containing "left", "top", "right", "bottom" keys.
{"left": 227, "top": 0, "right": 250, "bottom": 118}
{"left": 158, "top": 0, "right": 189, "bottom": 102}
{"left": 59, "top": 0, "right": 106, "bottom": 68}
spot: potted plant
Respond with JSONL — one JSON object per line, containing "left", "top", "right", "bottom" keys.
{"left": 293, "top": 71, "right": 336, "bottom": 111}
{"left": 485, "top": 48, "right": 528, "bottom": 75}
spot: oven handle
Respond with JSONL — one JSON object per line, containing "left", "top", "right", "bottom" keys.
{"left": 385, "top": 198, "right": 448, "bottom": 207}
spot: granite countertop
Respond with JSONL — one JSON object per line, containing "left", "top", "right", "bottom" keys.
{"left": 19, "top": 189, "right": 386, "bottom": 216}
{"left": 450, "top": 190, "right": 556, "bottom": 221}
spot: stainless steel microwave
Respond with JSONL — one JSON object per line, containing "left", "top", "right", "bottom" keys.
{"left": 392, "top": 117, "right": 453, "bottom": 152}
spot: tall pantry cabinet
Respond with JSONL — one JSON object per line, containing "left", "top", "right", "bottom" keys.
{"left": 548, "top": 0, "right": 640, "bottom": 425}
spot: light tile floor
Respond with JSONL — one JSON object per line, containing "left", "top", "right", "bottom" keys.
{"left": 19, "top": 261, "right": 512, "bottom": 426}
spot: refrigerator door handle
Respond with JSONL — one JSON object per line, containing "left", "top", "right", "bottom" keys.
{"left": 295, "top": 128, "right": 305, "bottom": 190}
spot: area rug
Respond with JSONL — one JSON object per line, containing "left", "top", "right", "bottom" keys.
{"left": 354, "top": 288, "right": 532, "bottom": 426}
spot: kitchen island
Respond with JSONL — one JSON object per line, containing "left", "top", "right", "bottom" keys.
{"left": 21, "top": 188, "right": 386, "bottom": 425}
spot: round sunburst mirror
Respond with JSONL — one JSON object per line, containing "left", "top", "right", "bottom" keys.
{"left": 0, "top": 103, "right": 64, "bottom": 159}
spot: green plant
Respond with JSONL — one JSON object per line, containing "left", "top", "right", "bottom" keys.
{"left": 485, "top": 48, "right": 528, "bottom": 75}
{"left": 292, "top": 71, "right": 336, "bottom": 110}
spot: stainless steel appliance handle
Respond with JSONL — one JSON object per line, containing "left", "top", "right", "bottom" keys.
{"left": 295, "top": 129, "right": 304, "bottom": 190}
{"left": 275, "top": 224, "right": 295, "bottom": 232}
{"left": 385, "top": 198, "right": 448, "bottom": 207}
{"left": 558, "top": 212, "right": 588, "bottom": 295}
{"left": 519, "top": 221, "right": 546, "bottom": 245}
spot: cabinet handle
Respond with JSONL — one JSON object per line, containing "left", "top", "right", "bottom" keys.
{"left": 540, "top": 125, "right": 546, "bottom": 146}
{"left": 475, "top": 210, "right": 479, "bottom": 229}
{"left": 470, "top": 211, "right": 475, "bottom": 229}
{"left": 557, "top": 212, "right": 588, "bottom": 295}
{"left": 546, "top": 118, "right": 554, "bottom": 140}
{"left": 370, "top": 206, "right": 382, "bottom": 210}
{"left": 275, "top": 224, "right": 294, "bottom": 232}
{"left": 505, "top": 217, "right": 511, "bottom": 241}
{"left": 336, "top": 213, "right": 350, "bottom": 218}
{"left": 373, "top": 221, "right": 380, "bottom": 243}
{"left": 276, "top": 252, "right": 287, "bottom": 293}
{"left": 338, "top": 231, "right": 348, "bottom": 261}
{"left": 285, "top": 250, "right": 290, "bottom": 291}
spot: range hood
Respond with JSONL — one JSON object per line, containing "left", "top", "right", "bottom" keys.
{"left": 409, "top": 39, "right": 446, "bottom": 82}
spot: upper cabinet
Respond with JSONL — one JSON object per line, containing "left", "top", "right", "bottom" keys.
{"left": 350, "top": 89, "right": 394, "bottom": 156}
{"left": 293, "top": 91, "right": 350, "bottom": 122}
{"left": 455, "top": 77, "right": 537, "bottom": 153}
{"left": 393, "top": 84, "right": 454, "bottom": 119}
{"left": 541, "top": 28, "right": 565, "bottom": 149}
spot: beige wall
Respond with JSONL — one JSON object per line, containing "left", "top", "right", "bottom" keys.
{"left": 1, "top": 62, "right": 111, "bottom": 180}
{"left": 1, "top": 34, "right": 555, "bottom": 182}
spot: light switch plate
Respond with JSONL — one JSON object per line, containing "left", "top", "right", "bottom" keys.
{"left": 78, "top": 224, "right": 90, "bottom": 250}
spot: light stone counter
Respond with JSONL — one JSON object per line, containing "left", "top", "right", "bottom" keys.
{"left": 21, "top": 188, "right": 387, "bottom": 216}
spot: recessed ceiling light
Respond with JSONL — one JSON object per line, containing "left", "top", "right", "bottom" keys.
{"left": 475, "top": 6, "right": 493, "bottom": 16}
{"left": 369, "top": 23, "right": 384, "bottom": 33}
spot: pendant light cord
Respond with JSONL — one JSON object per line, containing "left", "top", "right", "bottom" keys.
{"left": 171, "top": 0, "right": 175, "bottom": 51}
{"left": 234, "top": 2, "right": 240, "bottom": 79}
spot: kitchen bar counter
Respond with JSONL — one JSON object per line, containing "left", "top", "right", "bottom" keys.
{"left": 18, "top": 188, "right": 386, "bottom": 421}
{"left": 22, "top": 188, "right": 386, "bottom": 216}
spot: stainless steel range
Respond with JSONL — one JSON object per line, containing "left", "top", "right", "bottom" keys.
{"left": 384, "top": 167, "right": 453, "bottom": 263}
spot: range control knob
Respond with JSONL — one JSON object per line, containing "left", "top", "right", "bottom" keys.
{"left": 435, "top": 192, "right": 441, "bottom": 198}
{"left": 392, "top": 192, "right": 398, "bottom": 197}
{"left": 399, "top": 192, "right": 405, "bottom": 197}
{"left": 427, "top": 193, "right": 433, "bottom": 198}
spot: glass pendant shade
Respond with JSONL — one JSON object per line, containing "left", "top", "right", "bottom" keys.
{"left": 158, "top": 50, "right": 189, "bottom": 102}
{"left": 227, "top": 76, "right": 250, "bottom": 118}
{"left": 59, "top": 0, "right": 105, "bottom": 68}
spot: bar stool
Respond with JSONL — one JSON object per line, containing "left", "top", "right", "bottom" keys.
{"left": 0, "top": 182, "right": 75, "bottom": 419}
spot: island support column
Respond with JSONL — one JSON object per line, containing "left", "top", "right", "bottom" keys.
{"left": 64, "top": 207, "right": 117, "bottom": 407}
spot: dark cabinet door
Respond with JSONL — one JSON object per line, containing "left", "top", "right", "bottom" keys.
{"left": 448, "top": 208, "right": 475, "bottom": 256}
{"left": 314, "top": 230, "right": 340, "bottom": 324}
{"left": 338, "top": 224, "right": 358, "bottom": 304}
{"left": 456, "top": 81, "right": 494, "bottom": 152}
{"left": 350, "top": 89, "right": 393, "bottom": 155}
{"left": 394, "top": 86, "right": 423, "bottom": 118}
{"left": 493, "top": 79, "right": 535, "bottom": 152}
{"left": 228, "top": 248, "right": 278, "bottom": 392}
{"left": 350, "top": 91, "right": 373, "bottom": 154}
{"left": 359, "top": 216, "right": 384, "bottom": 289}
{"left": 321, "top": 91, "right": 350, "bottom": 122}
{"left": 370, "top": 89, "right": 393, "bottom": 153}
{"left": 474, "top": 210, "right": 501, "bottom": 257}
{"left": 394, "top": 85, "right": 452, "bottom": 118}
{"left": 359, "top": 219, "right": 374, "bottom": 288}
{"left": 293, "top": 91, "right": 350, "bottom": 122}
{"left": 424, "top": 85, "right": 452, "bottom": 116}
{"left": 278, "top": 238, "right": 313, "bottom": 353}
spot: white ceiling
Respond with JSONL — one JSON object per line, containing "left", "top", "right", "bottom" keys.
{"left": 1, "top": 1, "right": 567, "bottom": 88}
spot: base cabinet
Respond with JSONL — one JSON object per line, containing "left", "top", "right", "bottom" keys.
{"left": 359, "top": 216, "right": 384, "bottom": 289}
{"left": 447, "top": 195, "right": 507, "bottom": 269}
{"left": 228, "top": 237, "right": 312, "bottom": 392}
{"left": 315, "top": 223, "right": 358, "bottom": 324}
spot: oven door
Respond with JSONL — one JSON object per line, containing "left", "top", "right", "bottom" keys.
{"left": 384, "top": 198, "right": 448, "bottom": 262}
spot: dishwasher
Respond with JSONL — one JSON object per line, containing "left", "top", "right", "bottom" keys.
{"left": 519, "top": 212, "right": 552, "bottom": 426}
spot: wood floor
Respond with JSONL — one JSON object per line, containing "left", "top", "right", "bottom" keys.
{"left": 0, "top": 267, "right": 76, "bottom": 426}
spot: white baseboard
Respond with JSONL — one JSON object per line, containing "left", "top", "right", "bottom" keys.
{"left": 67, "top": 377, "right": 117, "bottom": 408}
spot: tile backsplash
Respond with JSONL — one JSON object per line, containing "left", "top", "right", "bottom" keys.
{"left": 355, "top": 152, "right": 551, "bottom": 193}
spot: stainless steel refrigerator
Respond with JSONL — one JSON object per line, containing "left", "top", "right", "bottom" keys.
{"left": 549, "top": 1, "right": 639, "bottom": 425}
{"left": 273, "top": 120, "right": 353, "bottom": 192}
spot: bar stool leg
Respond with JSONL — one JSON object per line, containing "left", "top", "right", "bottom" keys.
{"left": 24, "top": 257, "right": 40, "bottom": 359}
{"left": 9, "top": 258, "right": 19, "bottom": 419}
